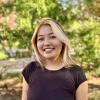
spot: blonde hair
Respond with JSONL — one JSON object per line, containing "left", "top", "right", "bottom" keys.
{"left": 31, "top": 18, "right": 75, "bottom": 68}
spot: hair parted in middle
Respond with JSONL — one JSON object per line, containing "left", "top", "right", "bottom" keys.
{"left": 31, "top": 18, "right": 75, "bottom": 68}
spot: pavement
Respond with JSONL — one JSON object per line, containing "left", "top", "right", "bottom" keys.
{"left": 0, "top": 57, "right": 35, "bottom": 73}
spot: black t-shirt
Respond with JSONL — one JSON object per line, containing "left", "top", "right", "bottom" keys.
{"left": 22, "top": 61, "right": 87, "bottom": 100}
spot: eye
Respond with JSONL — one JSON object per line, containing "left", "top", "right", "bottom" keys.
{"left": 37, "top": 37, "right": 44, "bottom": 41}
{"left": 49, "top": 35, "right": 56, "bottom": 39}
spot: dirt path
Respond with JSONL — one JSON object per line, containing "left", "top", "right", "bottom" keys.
{"left": 0, "top": 57, "right": 35, "bottom": 73}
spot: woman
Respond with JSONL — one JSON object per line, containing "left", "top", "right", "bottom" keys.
{"left": 21, "top": 18, "right": 88, "bottom": 100}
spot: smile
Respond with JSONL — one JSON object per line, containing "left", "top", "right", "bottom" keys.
{"left": 43, "top": 48, "right": 55, "bottom": 53}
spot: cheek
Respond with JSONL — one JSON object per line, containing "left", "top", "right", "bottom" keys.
{"left": 57, "top": 43, "right": 63, "bottom": 54}
{"left": 37, "top": 42, "right": 43, "bottom": 51}
{"left": 55, "top": 41, "right": 63, "bottom": 49}
{"left": 58, "top": 44, "right": 63, "bottom": 52}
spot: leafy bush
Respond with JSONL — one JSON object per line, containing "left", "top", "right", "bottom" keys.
{"left": 0, "top": 52, "right": 8, "bottom": 60}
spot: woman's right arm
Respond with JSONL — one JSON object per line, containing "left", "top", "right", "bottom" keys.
{"left": 21, "top": 77, "right": 29, "bottom": 100}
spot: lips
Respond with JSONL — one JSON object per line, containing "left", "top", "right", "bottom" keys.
{"left": 43, "top": 48, "right": 55, "bottom": 53}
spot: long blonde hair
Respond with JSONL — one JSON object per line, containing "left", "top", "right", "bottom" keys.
{"left": 31, "top": 18, "right": 75, "bottom": 68}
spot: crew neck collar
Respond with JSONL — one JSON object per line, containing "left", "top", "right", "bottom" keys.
{"left": 44, "top": 66, "right": 65, "bottom": 72}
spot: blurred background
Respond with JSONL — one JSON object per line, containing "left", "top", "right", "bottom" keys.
{"left": 0, "top": 0, "right": 100, "bottom": 100}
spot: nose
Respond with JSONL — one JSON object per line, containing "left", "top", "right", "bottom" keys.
{"left": 43, "top": 37, "right": 50, "bottom": 46}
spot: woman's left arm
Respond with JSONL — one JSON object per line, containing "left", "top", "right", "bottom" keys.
{"left": 76, "top": 81, "right": 88, "bottom": 100}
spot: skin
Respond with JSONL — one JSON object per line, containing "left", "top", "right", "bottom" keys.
{"left": 37, "top": 25, "right": 64, "bottom": 69}
{"left": 21, "top": 25, "right": 88, "bottom": 100}
{"left": 76, "top": 81, "right": 88, "bottom": 100}
{"left": 21, "top": 78, "right": 28, "bottom": 100}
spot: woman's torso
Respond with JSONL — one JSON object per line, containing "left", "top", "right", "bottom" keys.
{"left": 27, "top": 63, "right": 76, "bottom": 100}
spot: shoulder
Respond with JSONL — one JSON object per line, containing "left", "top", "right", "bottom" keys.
{"left": 22, "top": 61, "right": 40, "bottom": 83}
{"left": 23, "top": 61, "right": 39, "bottom": 70}
{"left": 68, "top": 64, "right": 84, "bottom": 72}
{"left": 68, "top": 64, "right": 86, "bottom": 77}
{"left": 22, "top": 61, "right": 37, "bottom": 75}
{"left": 68, "top": 64, "right": 87, "bottom": 89}
{"left": 22, "top": 60, "right": 41, "bottom": 75}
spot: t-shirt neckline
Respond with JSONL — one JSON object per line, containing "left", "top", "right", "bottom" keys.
{"left": 44, "top": 66, "right": 66, "bottom": 72}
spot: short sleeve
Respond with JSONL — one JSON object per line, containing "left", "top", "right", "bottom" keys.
{"left": 70, "top": 65, "right": 87, "bottom": 90}
{"left": 22, "top": 61, "right": 37, "bottom": 84}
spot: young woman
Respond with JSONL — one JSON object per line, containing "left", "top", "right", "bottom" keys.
{"left": 21, "top": 18, "right": 88, "bottom": 100}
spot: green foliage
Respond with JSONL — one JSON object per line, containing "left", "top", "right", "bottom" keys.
{"left": 69, "top": 18, "right": 100, "bottom": 68}
{"left": 89, "top": 88, "right": 100, "bottom": 100}
{"left": 84, "top": 0, "right": 100, "bottom": 17}
{"left": 0, "top": 72, "right": 23, "bottom": 82}
{"left": 0, "top": 52, "right": 8, "bottom": 59}
{"left": 0, "top": 0, "right": 100, "bottom": 69}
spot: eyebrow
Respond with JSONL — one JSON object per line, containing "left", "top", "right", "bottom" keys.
{"left": 38, "top": 32, "right": 54, "bottom": 37}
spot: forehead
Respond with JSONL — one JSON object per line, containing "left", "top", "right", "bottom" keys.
{"left": 37, "top": 25, "right": 53, "bottom": 36}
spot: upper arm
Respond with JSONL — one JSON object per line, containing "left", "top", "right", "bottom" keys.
{"left": 21, "top": 77, "right": 29, "bottom": 100}
{"left": 76, "top": 81, "right": 88, "bottom": 100}
{"left": 70, "top": 65, "right": 88, "bottom": 100}
{"left": 21, "top": 61, "right": 37, "bottom": 100}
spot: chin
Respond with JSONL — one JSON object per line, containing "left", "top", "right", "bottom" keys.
{"left": 43, "top": 55, "right": 56, "bottom": 59}
{"left": 44, "top": 56, "right": 54, "bottom": 59}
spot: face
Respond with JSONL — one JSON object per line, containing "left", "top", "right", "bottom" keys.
{"left": 37, "top": 25, "right": 63, "bottom": 61}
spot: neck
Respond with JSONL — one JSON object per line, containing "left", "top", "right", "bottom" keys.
{"left": 44, "top": 57, "right": 64, "bottom": 69}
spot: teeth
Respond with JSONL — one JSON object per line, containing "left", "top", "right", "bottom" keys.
{"left": 44, "top": 48, "right": 54, "bottom": 52}
{"left": 45, "top": 48, "right": 53, "bottom": 50}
